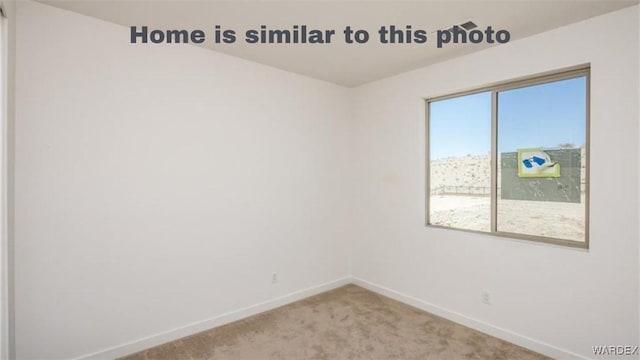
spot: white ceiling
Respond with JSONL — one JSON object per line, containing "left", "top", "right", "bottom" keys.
{"left": 39, "top": 0, "right": 639, "bottom": 87}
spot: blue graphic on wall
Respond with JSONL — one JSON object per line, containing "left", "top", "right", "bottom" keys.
{"left": 517, "top": 148, "right": 560, "bottom": 178}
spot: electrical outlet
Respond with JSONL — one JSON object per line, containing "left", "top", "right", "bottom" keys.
{"left": 272, "top": 273, "right": 278, "bottom": 284}
{"left": 481, "top": 291, "right": 491, "bottom": 305}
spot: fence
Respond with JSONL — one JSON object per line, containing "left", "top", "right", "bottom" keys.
{"left": 430, "top": 183, "right": 586, "bottom": 196}
{"left": 430, "top": 186, "right": 491, "bottom": 196}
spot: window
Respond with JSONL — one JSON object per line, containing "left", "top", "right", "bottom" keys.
{"left": 426, "top": 67, "right": 589, "bottom": 247}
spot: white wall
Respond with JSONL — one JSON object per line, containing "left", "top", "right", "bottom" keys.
{"left": 351, "top": 5, "right": 639, "bottom": 360}
{"left": 1, "top": 0, "right": 16, "bottom": 359}
{"left": 14, "top": 2, "right": 352, "bottom": 359}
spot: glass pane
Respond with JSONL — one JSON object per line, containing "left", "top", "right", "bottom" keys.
{"left": 496, "top": 76, "right": 587, "bottom": 242}
{"left": 428, "top": 92, "right": 491, "bottom": 232}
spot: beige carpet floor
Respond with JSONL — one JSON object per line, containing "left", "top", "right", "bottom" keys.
{"left": 121, "top": 284, "right": 549, "bottom": 360}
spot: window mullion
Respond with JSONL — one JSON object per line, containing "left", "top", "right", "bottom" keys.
{"left": 491, "top": 91, "right": 498, "bottom": 233}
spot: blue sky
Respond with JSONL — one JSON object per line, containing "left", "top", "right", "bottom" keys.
{"left": 429, "top": 76, "right": 587, "bottom": 160}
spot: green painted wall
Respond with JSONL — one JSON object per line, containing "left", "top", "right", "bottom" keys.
{"left": 500, "top": 149, "right": 582, "bottom": 203}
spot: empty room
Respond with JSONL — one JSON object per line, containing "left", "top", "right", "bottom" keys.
{"left": 1, "top": 0, "right": 639, "bottom": 359}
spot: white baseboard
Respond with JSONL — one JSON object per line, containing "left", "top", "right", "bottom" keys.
{"left": 72, "top": 277, "right": 351, "bottom": 360}
{"left": 351, "top": 277, "right": 590, "bottom": 360}
{"left": 73, "top": 276, "right": 589, "bottom": 360}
